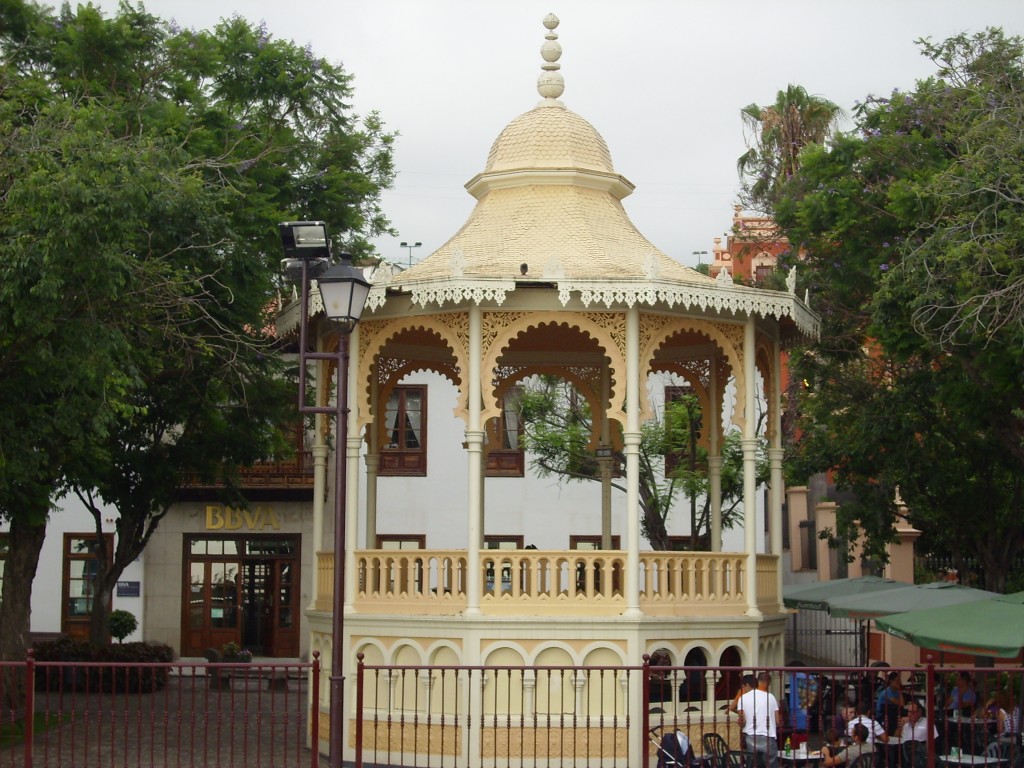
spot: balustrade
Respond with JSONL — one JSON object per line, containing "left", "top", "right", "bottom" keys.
{"left": 312, "top": 550, "right": 781, "bottom": 617}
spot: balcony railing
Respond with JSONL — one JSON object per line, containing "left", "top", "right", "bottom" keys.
{"left": 314, "top": 550, "right": 780, "bottom": 616}
{"left": 179, "top": 450, "right": 314, "bottom": 490}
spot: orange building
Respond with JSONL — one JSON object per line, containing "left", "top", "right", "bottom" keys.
{"left": 709, "top": 205, "right": 790, "bottom": 284}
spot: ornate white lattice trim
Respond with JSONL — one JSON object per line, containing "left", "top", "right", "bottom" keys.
{"left": 360, "top": 277, "right": 818, "bottom": 338}
{"left": 403, "top": 281, "right": 517, "bottom": 309}
{"left": 560, "top": 279, "right": 819, "bottom": 338}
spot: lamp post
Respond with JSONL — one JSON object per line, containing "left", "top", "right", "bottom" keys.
{"left": 400, "top": 240, "right": 421, "bottom": 267}
{"left": 279, "top": 221, "right": 369, "bottom": 768}
{"left": 692, "top": 250, "right": 708, "bottom": 266}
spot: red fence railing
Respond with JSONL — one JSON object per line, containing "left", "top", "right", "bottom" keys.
{"left": 2, "top": 654, "right": 1022, "bottom": 768}
{"left": 0, "top": 653, "right": 319, "bottom": 768}
{"left": 353, "top": 657, "right": 1024, "bottom": 768}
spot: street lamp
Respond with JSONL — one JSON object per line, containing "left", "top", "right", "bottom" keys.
{"left": 279, "top": 220, "right": 369, "bottom": 768}
{"left": 692, "top": 250, "right": 708, "bottom": 266}
{"left": 400, "top": 240, "right": 422, "bottom": 267}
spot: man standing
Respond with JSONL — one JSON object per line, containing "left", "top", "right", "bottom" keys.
{"left": 875, "top": 672, "right": 905, "bottom": 735}
{"left": 737, "top": 671, "right": 782, "bottom": 768}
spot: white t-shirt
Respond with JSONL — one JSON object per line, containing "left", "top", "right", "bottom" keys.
{"left": 738, "top": 688, "right": 779, "bottom": 738}
{"left": 847, "top": 715, "right": 887, "bottom": 743}
{"left": 901, "top": 717, "right": 937, "bottom": 742}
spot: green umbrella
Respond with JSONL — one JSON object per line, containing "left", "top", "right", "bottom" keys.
{"left": 782, "top": 576, "right": 908, "bottom": 611}
{"left": 874, "top": 591, "right": 1024, "bottom": 659}
{"left": 826, "top": 581, "right": 996, "bottom": 620}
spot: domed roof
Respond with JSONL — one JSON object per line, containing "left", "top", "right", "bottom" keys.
{"left": 484, "top": 104, "right": 614, "bottom": 174}
{"left": 391, "top": 13, "right": 713, "bottom": 290}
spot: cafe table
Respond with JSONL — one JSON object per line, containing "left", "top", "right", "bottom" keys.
{"left": 780, "top": 749, "right": 824, "bottom": 767}
{"left": 938, "top": 754, "right": 1006, "bottom": 767}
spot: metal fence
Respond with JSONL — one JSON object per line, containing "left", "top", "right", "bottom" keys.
{"left": 2, "top": 655, "right": 1023, "bottom": 768}
{"left": 786, "top": 611, "right": 867, "bottom": 667}
{"left": 355, "top": 659, "right": 1024, "bottom": 768}
{"left": 0, "top": 654, "right": 318, "bottom": 768}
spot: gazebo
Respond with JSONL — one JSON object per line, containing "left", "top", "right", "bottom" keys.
{"left": 282, "top": 14, "right": 818, "bottom": 764}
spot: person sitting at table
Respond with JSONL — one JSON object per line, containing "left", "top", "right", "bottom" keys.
{"left": 876, "top": 673, "right": 905, "bottom": 736}
{"left": 846, "top": 724, "right": 874, "bottom": 764}
{"left": 848, "top": 699, "right": 888, "bottom": 744}
{"left": 947, "top": 672, "right": 977, "bottom": 716}
{"left": 900, "top": 702, "right": 938, "bottom": 768}
{"left": 821, "top": 728, "right": 847, "bottom": 768}
{"left": 1006, "top": 694, "right": 1022, "bottom": 744}
{"left": 901, "top": 701, "right": 938, "bottom": 743}
{"left": 984, "top": 690, "right": 1014, "bottom": 743}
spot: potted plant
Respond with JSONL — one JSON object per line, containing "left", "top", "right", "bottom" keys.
{"left": 221, "top": 642, "right": 252, "bottom": 663}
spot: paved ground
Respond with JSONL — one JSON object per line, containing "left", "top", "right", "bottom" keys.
{"left": 3, "top": 671, "right": 317, "bottom": 768}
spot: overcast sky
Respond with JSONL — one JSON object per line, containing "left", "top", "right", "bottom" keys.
{"left": 99, "top": 1, "right": 1024, "bottom": 267}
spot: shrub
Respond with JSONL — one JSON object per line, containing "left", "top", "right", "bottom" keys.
{"left": 32, "top": 638, "right": 175, "bottom": 693}
{"left": 108, "top": 610, "right": 138, "bottom": 643}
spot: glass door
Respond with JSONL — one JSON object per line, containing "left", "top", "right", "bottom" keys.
{"left": 184, "top": 559, "right": 241, "bottom": 656}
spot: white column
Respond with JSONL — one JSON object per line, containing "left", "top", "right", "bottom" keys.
{"left": 311, "top": 443, "right": 328, "bottom": 560}
{"left": 344, "top": 325, "right": 362, "bottom": 615}
{"left": 708, "top": 351, "right": 722, "bottom": 552}
{"left": 624, "top": 305, "right": 642, "bottom": 618}
{"left": 522, "top": 672, "right": 536, "bottom": 721}
{"left": 311, "top": 351, "right": 330, "bottom": 603}
{"left": 769, "top": 338, "right": 785, "bottom": 608}
{"left": 465, "top": 305, "right": 483, "bottom": 617}
{"left": 364, "top": 373, "right": 380, "bottom": 548}
{"left": 600, "top": 365, "right": 612, "bottom": 550}
{"left": 363, "top": 455, "right": 379, "bottom": 549}
{"left": 743, "top": 317, "right": 762, "bottom": 619}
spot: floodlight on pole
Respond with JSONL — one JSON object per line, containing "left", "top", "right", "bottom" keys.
{"left": 692, "top": 250, "right": 708, "bottom": 266}
{"left": 279, "top": 220, "right": 368, "bottom": 768}
{"left": 400, "top": 240, "right": 422, "bottom": 267}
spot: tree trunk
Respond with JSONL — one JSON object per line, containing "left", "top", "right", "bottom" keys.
{"left": 0, "top": 515, "right": 47, "bottom": 709}
{"left": 87, "top": 576, "right": 115, "bottom": 646}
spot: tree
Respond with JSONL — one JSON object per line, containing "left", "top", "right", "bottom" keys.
{"left": 515, "top": 377, "right": 761, "bottom": 550}
{"left": 775, "top": 29, "right": 1024, "bottom": 591}
{"left": 737, "top": 84, "right": 843, "bottom": 213}
{"left": 0, "top": 0, "right": 395, "bottom": 658}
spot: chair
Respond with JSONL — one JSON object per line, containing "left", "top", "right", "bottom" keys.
{"left": 726, "top": 750, "right": 762, "bottom": 768}
{"left": 703, "top": 732, "right": 730, "bottom": 768}
{"left": 850, "top": 754, "right": 875, "bottom": 768}
{"left": 901, "top": 740, "right": 928, "bottom": 768}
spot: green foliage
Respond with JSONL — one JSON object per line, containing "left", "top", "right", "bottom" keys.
{"left": 221, "top": 641, "right": 252, "bottom": 662}
{"left": 0, "top": 713, "right": 66, "bottom": 748}
{"left": 516, "top": 376, "right": 756, "bottom": 550}
{"left": 31, "top": 638, "right": 175, "bottom": 692}
{"left": 737, "top": 84, "right": 843, "bottom": 212}
{"left": 0, "top": 0, "right": 396, "bottom": 649}
{"left": 776, "top": 29, "right": 1024, "bottom": 590}
{"left": 108, "top": 610, "right": 138, "bottom": 643}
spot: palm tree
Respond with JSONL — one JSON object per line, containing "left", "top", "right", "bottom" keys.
{"left": 737, "top": 84, "right": 842, "bottom": 211}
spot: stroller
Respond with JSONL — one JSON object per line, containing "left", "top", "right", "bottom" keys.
{"left": 651, "top": 726, "right": 694, "bottom": 768}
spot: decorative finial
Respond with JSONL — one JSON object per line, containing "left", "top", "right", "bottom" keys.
{"left": 537, "top": 13, "right": 564, "bottom": 104}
